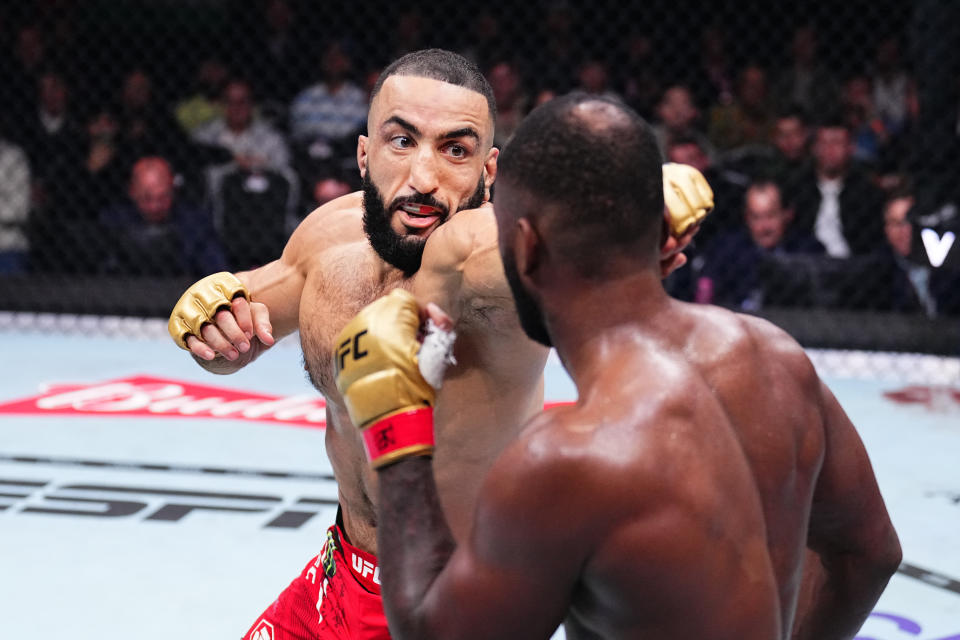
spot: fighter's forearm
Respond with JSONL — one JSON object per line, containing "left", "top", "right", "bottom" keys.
{"left": 376, "top": 457, "right": 456, "bottom": 640}
{"left": 791, "top": 548, "right": 899, "bottom": 640}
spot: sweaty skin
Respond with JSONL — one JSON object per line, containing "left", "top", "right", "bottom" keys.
{"left": 180, "top": 74, "right": 697, "bottom": 555}
{"left": 376, "top": 284, "right": 902, "bottom": 640}
{"left": 182, "top": 75, "right": 546, "bottom": 553}
{"left": 371, "top": 100, "right": 901, "bottom": 640}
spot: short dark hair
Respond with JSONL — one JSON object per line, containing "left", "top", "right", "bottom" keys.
{"left": 776, "top": 103, "right": 809, "bottom": 125}
{"left": 498, "top": 92, "right": 664, "bottom": 277}
{"left": 370, "top": 49, "right": 497, "bottom": 128}
{"left": 816, "top": 112, "right": 851, "bottom": 134}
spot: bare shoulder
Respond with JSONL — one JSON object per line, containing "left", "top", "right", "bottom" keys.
{"left": 284, "top": 191, "right": 366, "bottom": 261}
{"left": 421, "top": 203, "right": 498, "bottom": 272}
{"left": 477, "top": 399, "right": 671, "bottom": 535}
{"left": 683, "top": 303, "right": 820, "bottom": 393}
{"left": 415, "top": 204, "right": 511, "bottom": 320}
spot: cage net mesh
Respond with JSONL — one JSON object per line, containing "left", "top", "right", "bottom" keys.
{"left": 0, "top": 0, "right": 958, "bottom": 357}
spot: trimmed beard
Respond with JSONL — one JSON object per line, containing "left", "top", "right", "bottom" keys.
{"left": 362, "top": 171, "right": 486, "bottom": 276}
{"left": 500, "top": 247, "right": 552, "bottom": 347}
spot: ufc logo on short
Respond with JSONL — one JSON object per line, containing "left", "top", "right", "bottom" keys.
{"left": 336, "top": 330, "right": 368, "bottom": 373}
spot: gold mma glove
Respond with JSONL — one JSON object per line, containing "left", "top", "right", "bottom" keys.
{"left": 168, "top": 272, "right": 249, "bottom": 350}
{"left": 663, "top": 163, "right": 714, "bottom": 236}
{"left": 334, "top": 288, "right": 444, "bottom": 469}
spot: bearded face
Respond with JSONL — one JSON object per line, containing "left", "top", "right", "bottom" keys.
{"left": 362, "top": 171, "right": 486, "bottom": 275}
{"left": 500, "top": 244, "right": 553, "bottom": 347}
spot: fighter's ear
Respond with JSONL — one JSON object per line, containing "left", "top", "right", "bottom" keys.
{"left": 357, "top": 134, "right": 369, "bottom": 178}
{"left": 483, "top": 147, "right": 499, "bottom": 203}
{"left": 514, "top": 217, "right": 543, "bottom": 278}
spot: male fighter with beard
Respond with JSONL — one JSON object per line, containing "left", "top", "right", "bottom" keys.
{"left": 334, "top": 93, "right": 901, "bottom": 639}
{"left": 168, "top": 50, "right": 711, "bottom": 639}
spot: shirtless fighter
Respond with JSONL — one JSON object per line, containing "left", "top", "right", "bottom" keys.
{"left": 334, "top": 93, "right": 902, "bottom": 639}
{"left": 167, "top": 50, "right": 711, "bottom": 639}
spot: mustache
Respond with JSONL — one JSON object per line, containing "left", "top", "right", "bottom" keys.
{"left": 389, "top": 192, "right": 449, "bottom": 217}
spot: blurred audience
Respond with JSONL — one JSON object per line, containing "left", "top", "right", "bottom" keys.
{"left": 175, "top": 57, "right": 229, "bottom": 135}
{"left": 99, "top": 156, "right": 225, "bottom": 277}
{"left": 0, "top": 137, "right": 31, "bottom": 273}
{"left": 665, "top": 135, "right": 745, "bottom": 245}
{"left": 653, "top": 85, "right": 714, "bottom": 161}
{"left": 772, "top": 25, "right": 840, "bottom": 116}
{"left": 288, "top": 41, "right": 368, "bottom": 168}
{"left": 708, "top": 64, "right": 775, "bottom": 151}
{"left": 840, "top": 73, "right": 888, "bottom": 165}
{"left": 867, "top": 191, "right": 960, "bottom": 316}
{"left": 697, "top": 179, "right": 824, "bottom": 310}
{"left": 0, "top": 2, "right": 955, "bottom": 319}
{"left": 691, "top": 24, "right": 735, "bottom": 109}
{"left": 192, "top": 78, "right": 296, "bottom": 237}
{"left": 487, "top": 60, "right": 530, "bottom": 149}
{"left": 18, "top": 69, "right": 85, "bottom": 216}
{"left": 769, "top": 105, "right": 812, "bottom": 191}
{"left": 194, "top": 78, "right": 291, "bottom": 176}
{"left": 617, "top": 30, "right": 662, "bottom": 120}
{"left": 791, "top": 118, "right": 885, "bottom": 258}
{"left": 870, "top": 36, "right": 917, "bottom": 138}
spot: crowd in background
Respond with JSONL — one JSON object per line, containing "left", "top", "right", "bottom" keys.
{"left": 0, "top": 0, "right": 958, "bottom": 317}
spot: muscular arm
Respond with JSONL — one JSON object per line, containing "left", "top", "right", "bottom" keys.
{"left": 792, "top": 382, "right": 902, "bottom": 640}
{"left": 375, "top": 429, "right": 580, "bottom": 640}
{"left": 183, "top": 195, "right": 361, "bottom": 373}
{"left": 412, "top": 205, "right": 508, "bottom": 323}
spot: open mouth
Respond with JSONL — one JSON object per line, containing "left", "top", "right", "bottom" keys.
{"left": 398, "top": 203, "right": 445, "bottom": 229}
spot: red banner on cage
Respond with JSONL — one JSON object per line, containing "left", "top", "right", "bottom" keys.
{"left": 0, "top": 375, "right": 329, "bottom": 428}
{"left": 0, "top": 375, "right": 576, "bottom": 427}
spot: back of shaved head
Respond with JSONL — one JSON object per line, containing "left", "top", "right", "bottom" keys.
{"left": 497, "top": 93, "right": 664, "bottom": 277}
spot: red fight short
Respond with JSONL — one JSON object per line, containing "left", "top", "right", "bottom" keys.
{"left": 242, "top": 521, "right": 389, "bottom": 640}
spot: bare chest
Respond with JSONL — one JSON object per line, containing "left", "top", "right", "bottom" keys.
{"left": 299, "top": 253, "right": 406, "bottom": 398}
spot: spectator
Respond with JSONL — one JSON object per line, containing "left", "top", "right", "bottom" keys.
{"left": 840, "top": 73, "right": 888, "bottom": 165}
{"left": 868, "top": 191, "right": 960, "bottom": 316}
{"left": 246, "top": 0, "right": 306, "bottom": 104}
{"left": 0, "top": 136, "right": 31, "bottom": 273}
{"left": 487, "top": 60, "right": 530, "bottom": 149}
{"left": 772, "top": 25, "right": 840, "bottom": 116}
{"left": 462, "top": 10, "right": 506, "bottom": 72}
{"left": 4, "top": 25, "right": 48, "bottom": 134}
{"left": 530, "top": 1, "right": 582, "bottom": 94}
{"left": 304, "top": 161, "right": 357, "bottom": 212}
{"left": 74, "top": 107, "right": 128, "bottom": 221}
{"left": 652, "top": 85, "right": 714, "bottom": 161}
{"left": 174, "top": 57, "right": 228, "bottom": 134}
{"left": 708, "top": 64, "right": 775, "bottom": 152}
{"left": 17, "top": 69, "right": 85, "bottom": 216}
{"left": 192, "top": 78, "right": 294, "bottom": 218}
{"left": 288, "top": 41, "right": 368, "bottom": 158}
{"left": 99, "top": 157, "right": 226, "bottom": 277}
{"left": 664, "top": 134, "right": 745, "bottom": 245}
{"left": 575, "top": 58, "right": 621, "bottom": 102}
{"left": 870, "top": 36, "right": 917, "bottom": 137}
{"left": 791, "top": 118, "right": 885, "bottom": 257}
{"left": 194, "top": 79, "right": 291, "bottom": 175}
{"left": 113, "top": 68, "right": 196, "bottom": 186}
{"left": 697, "top": 179, "right": 824, "bottom": 310}
{"left": 617, "top": 29, "right": 662, "bottom": 120}
{"left": 769, "top": 105, "right": 812, "bottom": 192}
{"left": 691, "top": 24, "right": 735, "bottom": 109}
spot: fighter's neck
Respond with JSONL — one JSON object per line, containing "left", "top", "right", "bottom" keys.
{"left": 545, "top": 270, "right": 675, "bottom": 386}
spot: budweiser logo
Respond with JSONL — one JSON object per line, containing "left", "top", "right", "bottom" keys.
{"left": 0, "top": 376, "right": 328, "bottom": 428}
